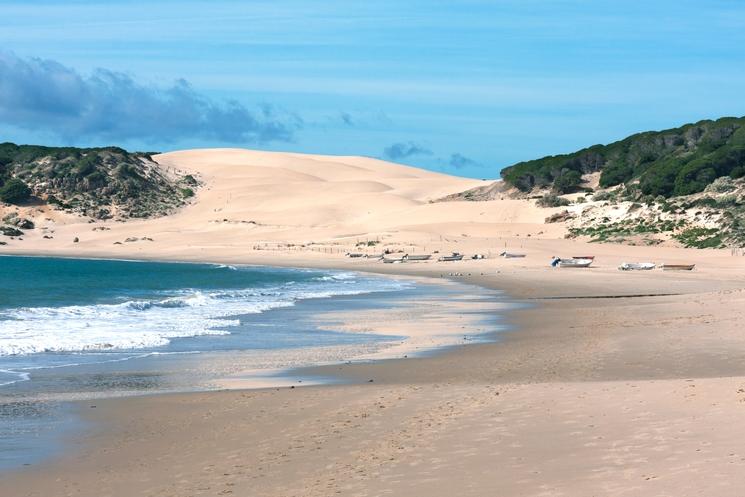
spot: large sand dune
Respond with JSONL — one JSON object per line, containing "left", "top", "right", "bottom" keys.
{"left": 0, "top": 148, "right": 569, "bottom": 259}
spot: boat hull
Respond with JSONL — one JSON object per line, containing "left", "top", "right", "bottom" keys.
{"left": 406, "top": 255, "right": 432, "bottom": 261}
{"left": 557, "top": 258, "right": 594, "bottom": 268}
{"left": 500, "top": 252, "right": 526, "bottom": 258}
{"left": 619, "top": 263, "right": 656, "bottom": 271}
{"left": 661, "top": 264, "right": 695, "bottom": 271}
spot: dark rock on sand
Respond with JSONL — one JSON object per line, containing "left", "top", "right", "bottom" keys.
{"left": 1, "top": 226, "right": 23, "bottom": 237}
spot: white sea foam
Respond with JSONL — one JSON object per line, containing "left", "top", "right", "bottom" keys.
{"left": 0, "top": 368, "right": 30, "bottom": 386}
{"left": 0, "top": 273, "right": 408, "bottom": 356}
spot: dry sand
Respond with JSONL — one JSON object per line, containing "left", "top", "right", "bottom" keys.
{"left": 3, "top": 149, "right": 745, "bottom": 496}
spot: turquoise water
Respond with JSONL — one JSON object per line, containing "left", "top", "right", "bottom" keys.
{"left": 0, "top": 256, "right": 409, "bottom": 369}
{"left": 0, "top": 255, "right": 417, "bottom": 471}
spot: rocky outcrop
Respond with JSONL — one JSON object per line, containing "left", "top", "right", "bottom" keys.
{"left": 0, "top": 226, "right": 23, "bottom": 237}
{"left": 2, "top": 213, "right": 35, "bottom": 229}
{"left": 545, "top": 210, "right": 575, "bottom": 223}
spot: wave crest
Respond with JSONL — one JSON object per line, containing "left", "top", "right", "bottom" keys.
{"left": 0, "top": 271, "right": 408, "bottom": 356}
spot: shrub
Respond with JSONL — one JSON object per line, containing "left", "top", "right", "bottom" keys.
{"left": 0, "top": 178, "right": 32, "bottom": 204}
{"left": 673, "top": 227, "right": 723, "bottom": 249}
{"left": 536, "top": 194, "right": 570, "bottom": 208}
{"left": 714, "top": 195, "right": 738, "bottom": 208}
{"left": 553, "top": 170, "right": 583, "bottom": 194}
{"left": 674, "top": 162, "right": 718, "bottom": 196}
{"left": 592, "top": 190, "right": 614, "bottom": 202}
{"left": 705, "top": 176, "right": 736, "bottom": 193}
{"left": 599, "top": 162, "right": 633, "bottom": 187}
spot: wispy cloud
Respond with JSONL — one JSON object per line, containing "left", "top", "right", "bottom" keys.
{"left": 383, "top": 141, "right": 432, "bottom": 161}
{"left": 0, "top": 51, "right": 300, "bottom": 144}
{"left": 339, "top": 112, "right": 354, "bottom": 126}
{"left": 447, "top": 153, "right": 482, "bottom": 170}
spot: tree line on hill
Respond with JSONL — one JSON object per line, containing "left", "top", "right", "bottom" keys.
{"left": 500, "top": 116, "right": 745, "bottom": 198}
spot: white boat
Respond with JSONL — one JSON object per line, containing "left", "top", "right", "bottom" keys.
{"left": 500, "top": 251, "right": 526, "bottom": 258}
{"left": 381, "top": 256, "right": 405, "bottom": 264}
{"left": 618, "top": 262, "right": 656, "bottom": 271}
{"left": 556, "top": 258, "right": 593, "bottom": 268}
{"left": 405, "top": 254, "right": 432, "bottom": 261}
{"left": 438, "top": 252, "right": 464, "bottom": 262}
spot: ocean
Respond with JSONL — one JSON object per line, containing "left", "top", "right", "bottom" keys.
{"left": 0, "top": 256, "right": 416, "bottom": 470}
{"left": 0, "top": 256, "right": 408, "bottom": 369}
{"left": 0, "top": 255, "right": 503, "bottom": 472}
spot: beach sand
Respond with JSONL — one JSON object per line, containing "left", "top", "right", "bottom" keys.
{"left": 3, "top": 149, "right": 745, "bottom": 496}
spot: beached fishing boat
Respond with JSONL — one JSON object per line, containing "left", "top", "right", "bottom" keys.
{"left": 661, "top": 264, "right": 695, "bottom": 271}
{"left": 552, "top": 257, "right": 593, "bottom": 268}
{"left": 438, "top": 252, "right": 464, "bottom": 262}
{"left": 618, "top": 262, "right": 656, "bottom": 271}
{"left": 500, "top": 251, "right": 526, "bottom": 258}
{"left": 405, "top": 254, "right": 432, "bottom": 261}
{"left": 345, "top": 252, "right": 365, "bottom": 258}
{"left": 572, "top": 255, "right": 595, "bottom": 260}
{"left": 381, "top": 256, "right": 406, "bottom": 264}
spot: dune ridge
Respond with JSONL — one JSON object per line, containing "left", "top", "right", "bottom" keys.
{"left": 0, "top": 148, "right": 569, "bottom": 258}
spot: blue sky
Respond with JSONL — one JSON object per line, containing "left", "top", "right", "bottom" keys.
{"left": 1, "top": 0, "right": 745, "bottom": 178}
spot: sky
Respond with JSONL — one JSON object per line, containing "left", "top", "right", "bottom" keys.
{"left": 1, "top": 0, "right": 745, "bottom": 178}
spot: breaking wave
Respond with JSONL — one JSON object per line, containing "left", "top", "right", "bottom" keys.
{"left": 0, "top": 271, "right": 408, "bottom": 356}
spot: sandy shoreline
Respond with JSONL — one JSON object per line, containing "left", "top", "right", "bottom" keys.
{"left": 3, "top": 149, "right": 745, "bottom": 495}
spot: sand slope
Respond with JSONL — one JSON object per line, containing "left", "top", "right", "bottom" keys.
{"left": 1, "top": 148, "right": 571, "bottom": 259}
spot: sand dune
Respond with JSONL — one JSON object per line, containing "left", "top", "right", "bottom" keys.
{"left": 0, "top": 148, "right": 569, "bottom": 258}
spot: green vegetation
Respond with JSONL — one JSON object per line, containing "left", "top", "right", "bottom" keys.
{"left": 183, "top": 174, "right": 198, "bottom": 186}
{"left": 672, "top": 227, "right": 724, "bottom": 249}
{"left": 0, "top": 178, "right": 31, "bottom": 204}
{"left": 501, "top": 116, "right": 745, "bottom": 198}
{"left": 0, "top": 142, "right": 197, "bottom": 218}
{"left": 553, "top": 170, "right": 583, "bottom": 193}
{"left": 568, "top": 218, "right": 685, "bottom": 243}
{"left": 591, "top": 190, "right": 616, "bottom": 202}
{"left": 356, "top": 240, "right": 380, "bottom": 247}
{"left": 536, "top": 194, "right": 570, "bottom": 208}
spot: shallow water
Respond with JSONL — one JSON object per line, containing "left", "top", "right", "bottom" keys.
{"left": 0, "top": 256, "right": 410, "bottom": 470}
{"left": 0, "top": 255, "right": 505, "bottom": 472}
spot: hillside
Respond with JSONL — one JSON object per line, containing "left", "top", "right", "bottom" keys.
{"left": 0, "top": 143, "right": 198, "bottom": 219}
{"left": 501, "top": 116, "right": 745, "bottom": 197}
